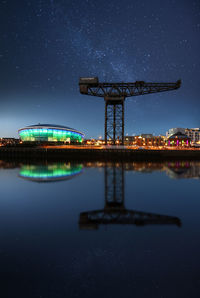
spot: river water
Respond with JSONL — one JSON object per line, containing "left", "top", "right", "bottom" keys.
{"left": 0, "top": 160, "right": 200, "bottom": 298}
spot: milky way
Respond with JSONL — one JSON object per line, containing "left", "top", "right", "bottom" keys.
{"left": 0, "top": 0, "right": 200, "bottom": 137}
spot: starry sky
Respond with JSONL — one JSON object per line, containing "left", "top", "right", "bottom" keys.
{"left": 0, "top": 0, "right": 200, "bottom": 138}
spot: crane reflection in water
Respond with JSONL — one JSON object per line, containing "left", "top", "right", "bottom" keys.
{"left": 1, "top": 159, "right": 199, "bottom": 228}
{"left": 17, "top": 161, "right": 182, "bottom": 229}
{"left": 79, "top": 162, "right": 181, "bottom": 230}
{"left": 19, "top": 163, "right": 83, "bottom": 182}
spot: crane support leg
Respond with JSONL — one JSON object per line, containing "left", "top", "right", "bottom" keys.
{"left": 105, "top": 101, "right": 107, "bottom": 145}
{"left": 105, "top": 98, "right": 124, "bottom": 145}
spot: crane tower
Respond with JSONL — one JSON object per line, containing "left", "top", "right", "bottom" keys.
{"left": 79, "top": 77, "right": 181, "bottom": 145}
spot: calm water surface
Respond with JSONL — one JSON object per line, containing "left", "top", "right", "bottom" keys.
{"left": 0, "top": 160, "right": 200, "bottom": 298}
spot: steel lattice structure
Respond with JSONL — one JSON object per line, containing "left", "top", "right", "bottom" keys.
{"left": 79, "top": 163, "right": 181, "bottom": 230}
{"left": 79, "top": 78, "right": 181, "bottom": 145}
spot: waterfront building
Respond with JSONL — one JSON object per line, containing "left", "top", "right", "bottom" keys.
{"left": 167, "top": 132, "right": 191, "bottom": 147}
{"left": 0, "top": 138, "right": 20, "bottom": 146}
{"left": 166, "top": 128, "right": 200, "bottom": 144}
{"left": 140, "top": 134, "right": 154, "bottom": 138}
{"left": 18, "top": 124, "right": 84, "bottom": 143}
{"left": 166, "top": 128, "right": 185, "bottom": 137}
{"left": 185, "top": 128, "right": 200, "bottom": 144}
{"left": 133, "top": 135, "right": 166, "bottom": 147}
{"left": 124, "top": 136, "right": 135, "bottom": 145}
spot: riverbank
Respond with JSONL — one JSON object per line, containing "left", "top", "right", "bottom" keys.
{"left": 0, "top": 146, "right": 200, "bottom": 161}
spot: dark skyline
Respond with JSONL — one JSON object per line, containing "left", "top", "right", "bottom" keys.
{"left": 0, "top": 0, "right": 200, "bottom": 138}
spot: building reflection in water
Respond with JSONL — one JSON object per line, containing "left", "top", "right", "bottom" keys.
{"left": 79, "top": 162, "right": 181, "bottom": 230}
{"left": 164, "top": 161, "right": 200, "bottom": 179}
{"left": 124, "top": 161, "right": 200, "bottom": 179}
{"left": 19, "top": 163, "right": 83, "bottom": 182}
{"left": 0, "top": 160, "right": 199, "bottom": 180}
{"left": 1, "top": 159, "right": 200, "bottom": 227}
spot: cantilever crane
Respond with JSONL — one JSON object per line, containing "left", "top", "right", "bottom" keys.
{"left": 79, "top": 77, "right": 181, "bottom": 145}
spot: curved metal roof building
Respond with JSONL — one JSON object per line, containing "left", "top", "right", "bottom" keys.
{"left": 18, "top": 124, "right": 84, "bottom": 143}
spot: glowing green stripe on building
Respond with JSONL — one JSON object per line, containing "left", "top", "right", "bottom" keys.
{"left": 18, "top": 124, "right": 84, "bottom": 143}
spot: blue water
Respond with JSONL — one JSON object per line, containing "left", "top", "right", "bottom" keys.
{"left": 0, "top": 161, "right": 200, "bottom": 298}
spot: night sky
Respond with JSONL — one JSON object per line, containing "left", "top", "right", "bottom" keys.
{"left": 0, "top": 0, "right": 200, "bottom": 138}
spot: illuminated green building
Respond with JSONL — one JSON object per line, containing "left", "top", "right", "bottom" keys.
{"left": 18, "top": 124, "right": 84, "bottom": 143}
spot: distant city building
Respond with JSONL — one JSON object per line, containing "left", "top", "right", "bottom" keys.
{"left": 0, "top": 138, "right": 20, "bottom": 146}
{"left": 18, "top": 124, "right": 84, "bottom": 143}
{"left": 166, "top": 128, "right": 186, "bottom": 137}
{"left": 185, "top": 128, "right": 200, "bottom": 144}
{"left": 166, "top": 128, "right": 200, "bottom": 144}
{"left": 85, "top": 138, "right": 105, "bottom": 145}
{"left": 124, "top": 136, "right": 135, "bottom": 145}
{"left": 167, "top": 132, "right": 191, "bottom": 147}
{"left": 133, "top": 135, "right": 166, "bottom": 147}
{"left": 140, "top": 134, "right": 154, "bottom": 138}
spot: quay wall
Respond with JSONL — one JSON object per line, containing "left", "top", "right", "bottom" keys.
{"left": 0, "top": 147, "right": 200, "bottom": 161}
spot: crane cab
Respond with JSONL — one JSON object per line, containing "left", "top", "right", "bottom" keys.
{"left": 79, "top": 77, "right": 99, "bottom": 94}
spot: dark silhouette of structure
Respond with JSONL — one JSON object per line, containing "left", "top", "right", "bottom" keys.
{"left": 79, "top": 77, "right": 181, "bottom": 145}
{"left": 79, "top": 163, "right": 181, "bottom": 229}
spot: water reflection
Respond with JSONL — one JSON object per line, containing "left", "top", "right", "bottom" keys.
{"left": 79, "top": 163, "right": 181, "bottom": 229}
{"left": 0, "top": 160, "right": 200, "bottom": 180}
{"left": 0, "top": 158, "right": 199, "bottom": 230}
{"left": 19, "top": 163, "right": 83, "bottom": 182}
{"left": 0, "top": 160, "right": 182, "bottom": 228}
{"left": 1, "top": 159, "right": 200, "bottom": 297}
{"left": 85, "top": 160, "right": 200, "bottom": 179}
{"left": 164, "top": 161, "right": 200, "bottom": 179}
